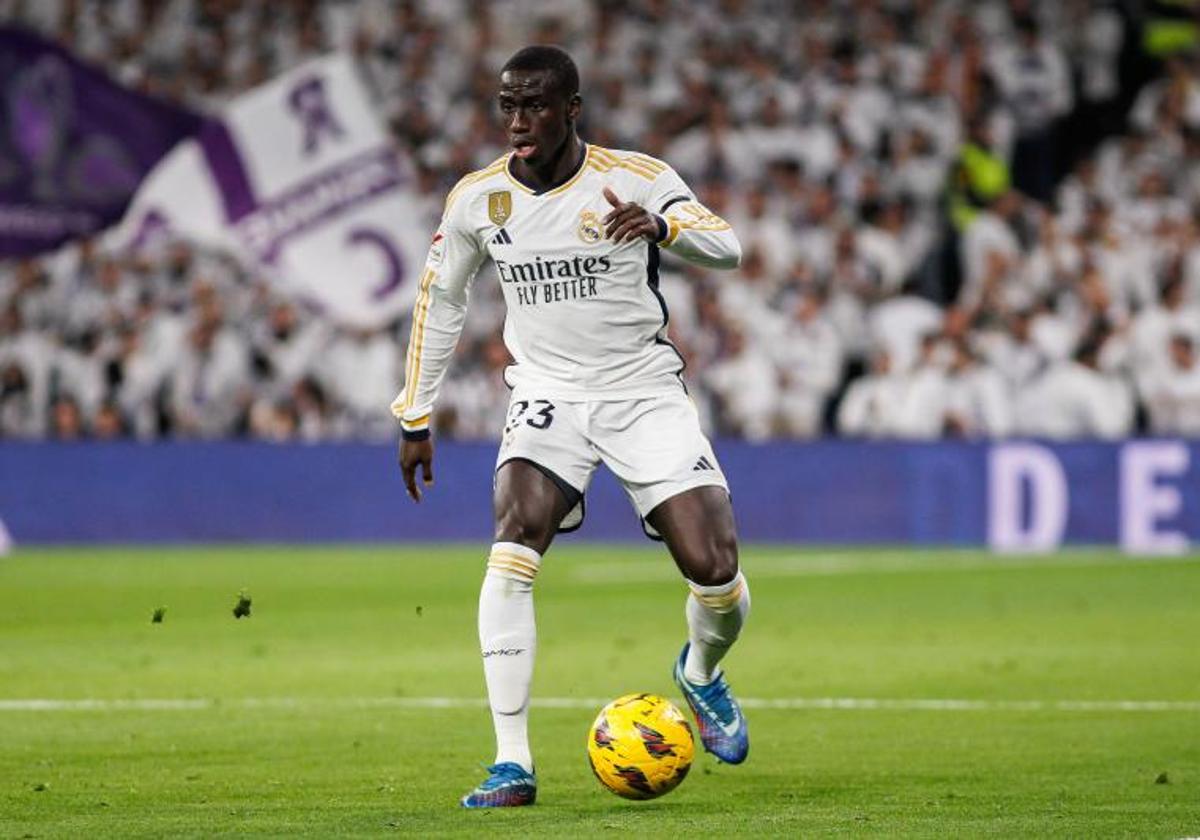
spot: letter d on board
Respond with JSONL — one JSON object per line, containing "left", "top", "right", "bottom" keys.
{"left": 987, "top": 444, "right": 1068, "bottom": 552}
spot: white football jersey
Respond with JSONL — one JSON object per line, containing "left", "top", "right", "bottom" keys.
{"left": 392, "top": 144, "right": 741, "bottom": 433}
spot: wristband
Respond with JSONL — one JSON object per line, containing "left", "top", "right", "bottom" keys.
{"left": 653, "top": 214, "right": 669, "bottom": 243}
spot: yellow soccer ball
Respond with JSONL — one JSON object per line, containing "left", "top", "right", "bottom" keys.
{"left": 586, "top": 692, "right": 694, "bottom": 800}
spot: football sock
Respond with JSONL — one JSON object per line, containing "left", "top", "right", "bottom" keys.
{"left": 684, "top": 571, "right": 750, "bottom": 685}
{"left": 478, "top": 541, "right": 541, "bottom": 774}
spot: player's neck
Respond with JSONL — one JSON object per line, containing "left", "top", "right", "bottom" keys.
{"left": 510, "top": 135, "right": 586, "bottom": 194}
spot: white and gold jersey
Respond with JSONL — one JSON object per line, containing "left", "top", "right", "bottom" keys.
{"left": 391, "top": 144, "right": 741, "bottom": 434}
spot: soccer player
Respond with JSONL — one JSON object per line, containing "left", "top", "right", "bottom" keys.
{"left": 393, "top": 46, "right": 751, "bottom": 808}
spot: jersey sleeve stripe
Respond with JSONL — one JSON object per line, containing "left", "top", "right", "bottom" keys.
{"left": 586, "top": 155, "right": 659, "bottom": 181}
{"left": 403, "top": 268, "right": 437, "bottom": 410}
{"left": 409, "top": 269, "right": 437, "bottom": 406}
{"left": 402, "top": 268, "right": 429, "bottom": 405}
{"left": 621, "top": 159, "right": 660, "bottom": 179}
{"left": 661, "top": 216, "right": 731, "bottom": 246}
{"left": 401, "top": 271, "right": 424, "bottom": 409}
{"left": 589, "top": 147, "right": 651, "bottom": 177}
{"left": 591, "top": 147, "right": 666, "bottom": 175}
{"left": 584, "top": 147, "right": 669, "bottom": 182}
{"left": 629, "top": 154, "right": 667, "bottom": 173}
{"left": 596, "top": 148, "right": 659, "bottom": 179}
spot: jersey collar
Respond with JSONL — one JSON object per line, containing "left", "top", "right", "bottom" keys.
{"left": 505, "top": 143, "right": 591, "bottom": 197}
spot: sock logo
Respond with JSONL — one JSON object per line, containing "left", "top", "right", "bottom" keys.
{"left": 482, "top": 647, "right": 526, "bottom": 658}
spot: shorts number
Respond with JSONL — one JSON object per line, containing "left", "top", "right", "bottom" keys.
{"left": 527, "top": 400, "right": 555, "bottom": 429}
{"left": 507, "top": 399, "right": 556, "bottom": 431}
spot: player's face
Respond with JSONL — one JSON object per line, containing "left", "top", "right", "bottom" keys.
{"left": 498, "top": 70, "right": 578, "bottom": 166}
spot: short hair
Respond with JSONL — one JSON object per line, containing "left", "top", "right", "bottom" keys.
{"left": 501, "top": 45, "right": 580, "bottom": 99}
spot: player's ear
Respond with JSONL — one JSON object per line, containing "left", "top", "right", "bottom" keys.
{"left": 567, "top": 93, "right": 582, "bottom": 124}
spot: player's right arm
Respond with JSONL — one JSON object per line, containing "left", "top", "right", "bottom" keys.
{"left": 392, "top": 184, "right": 487, "bottom": 501}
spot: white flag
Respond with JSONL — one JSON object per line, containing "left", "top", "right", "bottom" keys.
{"left": 117, "top": 54, "right": 425, "bottom": 328}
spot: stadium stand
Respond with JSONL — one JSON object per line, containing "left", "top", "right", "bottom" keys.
{"left": 2, "top": 0, "right": 1199, "bottom": 442}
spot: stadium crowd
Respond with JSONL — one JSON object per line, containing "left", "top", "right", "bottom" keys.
{"left": 3, "top": 0, "right": 1200, "bottom": 442}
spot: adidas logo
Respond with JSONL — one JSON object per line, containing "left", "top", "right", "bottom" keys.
{"left": 692, "top": 456, "right": 714, "bottom": 472}
{"left": 492, "top": 228, "right": 513, "bottom": 245}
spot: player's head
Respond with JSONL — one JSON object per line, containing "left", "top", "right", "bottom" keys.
{"left": 498, "top": 46, "right": 582, "bottom": 166}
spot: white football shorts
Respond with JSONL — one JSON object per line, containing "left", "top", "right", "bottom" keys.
{"left": 494, "top": 385, "right": 728, "bottom": 537}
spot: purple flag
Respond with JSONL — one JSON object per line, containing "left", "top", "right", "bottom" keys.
{"left": 0, "top": 26, "right": 202, "bottom": 257}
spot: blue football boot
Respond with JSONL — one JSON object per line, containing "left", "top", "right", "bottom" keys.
{"left": 460, "top": 762, "right": 537, "bottom": 808}
{"left": 672, "top": 643, "right": 749, "bottom": 764}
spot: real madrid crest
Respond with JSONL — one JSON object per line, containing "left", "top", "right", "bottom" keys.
{"left": 488, "top": 191, "right": 512, "bottom": 226}
{"left": 577, "top": 210, "right": 602, "bottom": 244}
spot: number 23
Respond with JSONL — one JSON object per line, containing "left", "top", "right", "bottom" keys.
{"left": 508, "top": 399, "right": 555, "bottom": 431}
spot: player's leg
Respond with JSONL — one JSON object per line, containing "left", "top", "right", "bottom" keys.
{"left": 647, "top": 486, "right": 750, "bottom": 687}
{"left": 486, "top": 460, "right": 577, "bottom": 770}
{"left": 463, "top": 462, "right": 573, "bottom": 808}
{"left": 464, "top": 396, "right": 594, "bottom": 808}
{"left": 646, "top": 484, "right": 749, "bottom": 673}
{"left": 648, "top": 486, "right": 752, "bottom": 764}
{"left": 649, "top": 485, "right": 751, "bottom": 688}
{"left": 589, "top": 391, "right": 750, "bottom": 763}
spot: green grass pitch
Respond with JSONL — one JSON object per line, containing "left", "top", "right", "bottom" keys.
{"left": 1, "top": 545, "right": 1198, "bottom": 838}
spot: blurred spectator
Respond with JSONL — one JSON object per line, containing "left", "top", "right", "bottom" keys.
{"left": 1144, "top": 334, "right": 1200, "bottom": 435}
{"left": 987, "top": 13, "right": 1073, "bottom": 201}
{"left": 703, "top": 328, "right": 777, "bottom": 441}
{"left": 942, "top": 339, "right": 1013, "bottom": 438}
{"left": 837, "top": 349, "right": 906, "bottom": 438}
{"left": 166, "top": 314, "right": 251, "bottom": 438}
{"left": 49, "top": 394, "right": 85, "bottom": 440}
{"left": 92, "top": 400, "right": 130, "bottom": 440}
{"left": 318, "top": 327, "right": 402, "bottom": 439}
{"left": 773, "top": 289, "right": 843, "bottom": 437}
{"left": 892, "top": 333, "right": 951, "bottom": 439}
{"left": 1015, "top": 329, "right": 1135, "bottom": 439}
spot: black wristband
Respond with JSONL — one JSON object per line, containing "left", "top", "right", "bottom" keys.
{"left": 653, "top": 214, "right": 668, "bottom": 243}
{"left": 402, "top": 427, "right": 431, "bottom": 442}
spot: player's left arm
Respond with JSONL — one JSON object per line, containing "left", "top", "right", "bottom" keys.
{"left": 602, "top": 162, "right": 741, "bottom": 270}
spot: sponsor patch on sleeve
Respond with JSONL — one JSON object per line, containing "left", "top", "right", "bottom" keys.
{"left": 426, "top": 230, "right": 446, "bottom": 266}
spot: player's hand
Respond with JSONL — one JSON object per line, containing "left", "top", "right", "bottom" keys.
{"left": 602, "top": 187, "right": 661, "bottom": 244}
{"left": 399, "top": 437, "right": 435, "bottom": 502}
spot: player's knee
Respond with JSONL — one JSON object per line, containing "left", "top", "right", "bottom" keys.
{"left": 493, "top": 473, "right": 563, "bottom": 552}
{"left": 494, "top": 517, "right": 552, "bottom": 550}
{"left": 493, "top": 506, "right": 554, "bottom": 554}
{"left": 688, "top": 529, "right": 739, "bottom": 587}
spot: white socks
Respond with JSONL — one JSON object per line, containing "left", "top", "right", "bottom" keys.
{"left": 478, "top": 541, "right": 541, "bottom": 773}
{"left": 684, "top": 571, "right": 750, "bottom": 685}
{"left": 477, "top": 545, "right": 746, "bottom": 769}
